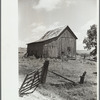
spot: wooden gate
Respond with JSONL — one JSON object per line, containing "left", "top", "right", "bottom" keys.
{"left": 19, "top": 68, "right": 42, "bottom": 96}
{"left": 19, "top": 60, "right": 49, "bottom": 97}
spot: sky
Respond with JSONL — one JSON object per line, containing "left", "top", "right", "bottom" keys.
{"left": 18, "top": 0, "right": 97, "bottom": 50}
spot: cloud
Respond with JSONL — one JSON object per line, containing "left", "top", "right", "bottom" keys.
{"left": 77, "top": 18, "right": 97, "bottom": 50}
{"left": 48, "top": 22, "right": 61, "bottom": 30}
{"left": 74, "top": 32, "right": 85, "bottom": 50}
{"left": 18, "top": 23, "right": 47, "bottom": 46}
{"left": 31, "top": 21, "right": 61, "bottom": 34}
{"left": 25, "top": 22, "right": 62, "bottom": 43}
{"left": 65, "top": 0, "right": 76, "bottom": 7}
{"left": 31, "top": 23, "right": 47, "bottom": 40}
{"left": 33, "top": 0, "right": 77, "bottom": 11}
{"left": 32, "top": 24, "right": 46, "bottom": 35}
{"left": 19, "top": 40, "right": 27, "bottom": 48}
{"left": 81, "top": 19, "right": 97, "bottom": 31}
{"left": 23, "top": 23, "right": 47, "bottom": 43}
{"left": 33, "top": 0, "right": 61, "bottom": 11}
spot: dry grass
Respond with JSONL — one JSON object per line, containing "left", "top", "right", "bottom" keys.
{"left": 19, "top": 48, "right": 97, "bottom": 100}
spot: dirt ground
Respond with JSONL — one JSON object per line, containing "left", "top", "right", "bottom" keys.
{"left": 19, "top": 48, "right": 97, "bottom": 100}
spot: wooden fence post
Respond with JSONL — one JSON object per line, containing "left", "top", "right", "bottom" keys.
{"left": 79, "top": 71, "right": 86, "bottom": 84}
{"left": 41, "top": 60, "right": 49, "bottom": 84}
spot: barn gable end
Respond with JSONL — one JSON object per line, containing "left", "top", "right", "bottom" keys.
{"left": 57, "top": 28, "right": 76, "bottom": 58}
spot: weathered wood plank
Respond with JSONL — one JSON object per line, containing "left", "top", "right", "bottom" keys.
{"left": 20, "top": 82, "right": 39, "bottom": 93}
{"left": 48, "top": 70, "right": 76, "bottom": 84}
{"left": 41, "top": 60, "right": 49, "bottom": 84}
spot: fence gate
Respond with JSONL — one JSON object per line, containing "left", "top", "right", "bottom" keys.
{"left": 19, "top": 60, "right": 49, "bottom": 97}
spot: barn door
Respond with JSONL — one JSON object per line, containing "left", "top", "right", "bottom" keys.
{"left": 67, "top": 46, "right": 71, "bottom": 57}
{"left": 61, "top": 38, "right": 73, "bottom": 57}
{"left": 61, "top": 38, "right": 67, "bottom": 56}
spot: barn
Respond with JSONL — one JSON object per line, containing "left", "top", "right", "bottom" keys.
{"left": 27, "top": 25, "right": 78, "bottom": 59}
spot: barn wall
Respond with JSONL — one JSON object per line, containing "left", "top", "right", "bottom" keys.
{"left": 27, "top": 38, "right": 58, "bottom": 58}
{"left": 27, "top": 43, "right": 44, "bottom": 58}
{"left": 42, "top": 38, "right": 58, "bottom": 58}
{"left": 57, "top": 29, "right": 76, "bottom": 58}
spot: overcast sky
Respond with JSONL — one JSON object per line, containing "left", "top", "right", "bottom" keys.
{"left": 19, "top": 0, "right": 97, "bottom": 50}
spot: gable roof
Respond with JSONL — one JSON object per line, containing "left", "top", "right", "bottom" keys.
{"left": 27, "top": 25, "right": 77, "bottom": 44}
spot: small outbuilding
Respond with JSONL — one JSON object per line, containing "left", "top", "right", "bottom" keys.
{"left": 27, "top": 25, "right": 78, "bottom": 59}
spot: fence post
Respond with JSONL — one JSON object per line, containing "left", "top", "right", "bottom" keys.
{"left": 79, "top": 71, "right": 86, "bottom": 84}
{"left": 41, "top": 60, "right": 49, "bottom": 84}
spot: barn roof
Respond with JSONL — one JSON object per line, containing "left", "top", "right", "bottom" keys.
{"left": 27, "top": 25, "right": 77, "bottom": 44}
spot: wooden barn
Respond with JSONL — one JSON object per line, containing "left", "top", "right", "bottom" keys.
{"left": 27, "top": 25, "right": 78, "bottom": 59}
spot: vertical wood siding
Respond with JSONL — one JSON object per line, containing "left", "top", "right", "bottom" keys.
{"left": 43, "top": 39, "right": 58, "bottom": 58}
{"left": 57, "top": 29, "right": 76, "bottom": 58}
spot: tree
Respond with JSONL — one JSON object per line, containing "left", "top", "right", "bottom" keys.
{"left": 83, "top": 24, "right": 97, "bottom": 56}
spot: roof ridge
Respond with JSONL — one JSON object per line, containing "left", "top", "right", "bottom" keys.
{"left": 41, "top": 25, "right": 67, "bottom": 40}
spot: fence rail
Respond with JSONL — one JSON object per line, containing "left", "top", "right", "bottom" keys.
{"left": 48, "top": 70, "right": 76, "bottom": 85}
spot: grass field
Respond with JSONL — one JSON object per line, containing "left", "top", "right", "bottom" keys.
{"left": 19, "top": 48, "right": 97, "bottom": 100}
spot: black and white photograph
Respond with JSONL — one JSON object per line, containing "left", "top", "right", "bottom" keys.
{"left": 18, "top": 0, "right": 98, "bottom": 100}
